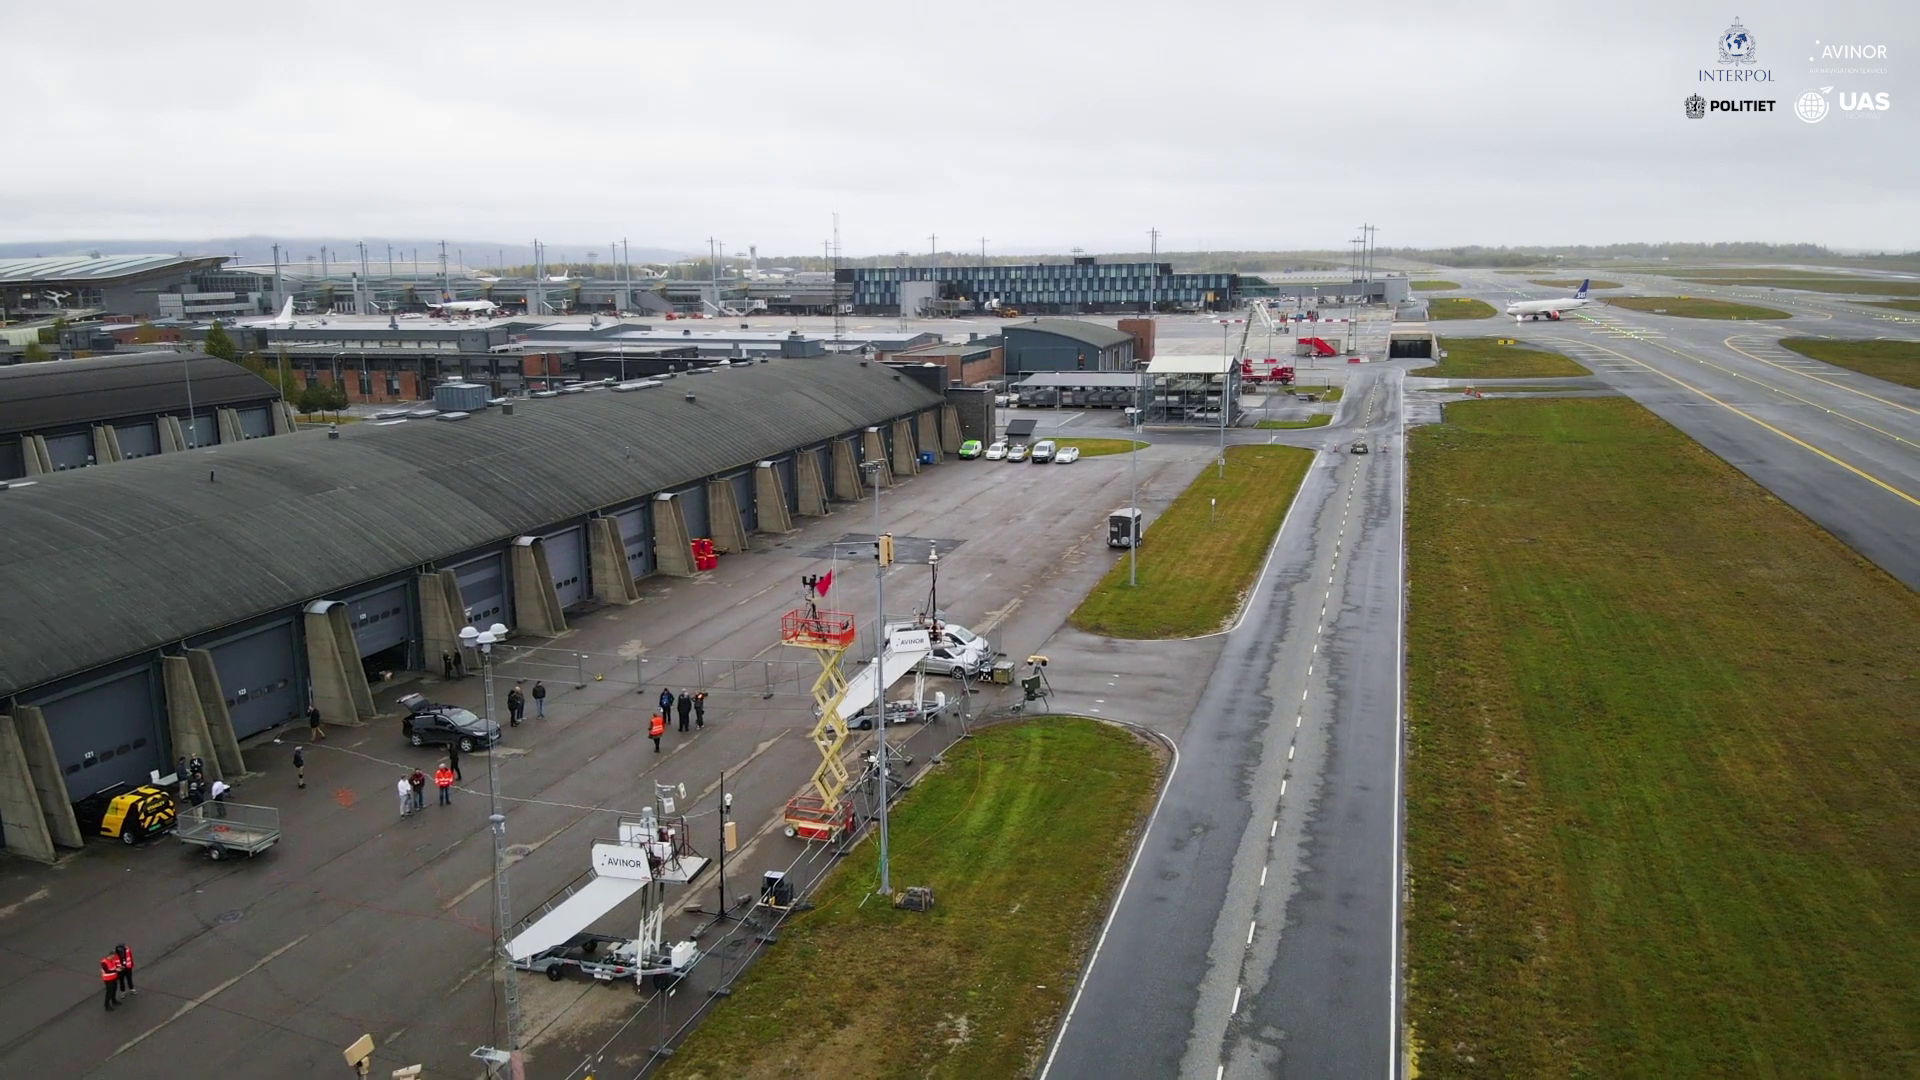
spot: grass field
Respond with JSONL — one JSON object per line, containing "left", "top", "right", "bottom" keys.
{"left": 1861, "top": 298, "right": 1920, "bottom": 312}
{"left": 1778, "top": 338, "right": 1920, "bottom": 389}
{"left": 1608, "top": 296, "right": 1790, "bottom": 319}
{"left": 1071, "top": 444, "right": 1312, "bottom": 638}
{"left": 1527, "top": 278, "right": 1622, "bottom": 289}
{"left": 1293, "top": 385, "right": 1343, "bottom": 402}
{"left": 1405, "top": 397, "right": 1920, "bottom": 1078}
{"left": 1680, "top": 275, "right": 1920, "bottom": 298}
{"left": 1414, "top": 337, "right": 1591, "bottom": 378}
{"left": 657, "top": 718, "right": 1162, "bottom": 1080}
{"left": 1254, "top": 414, "right": 1332, "bottom": 429}
{"left": 1427, "top": 297, "right": 1498, "bottom": 320}
{"left": 1052, "top": 437, "right": 1147, "bottom": 457}
{"left": 1411, "top": 280, "right": 1461, "bottom": 291}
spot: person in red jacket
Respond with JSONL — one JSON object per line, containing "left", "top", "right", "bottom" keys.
{"left": 115, "top": 943, "right": 137, "bottom": 995}
{"left": 649, "top": 712, "right": 666, "bottom": 753}
{"left": 434, "top": 764, "right": 455, "bottom": 806}
{"left": 100, "top": 952, "right": 122, "bottom": 1010}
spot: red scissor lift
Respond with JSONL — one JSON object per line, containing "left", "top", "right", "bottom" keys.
{"left": 779, "top": 608, "right": 862, "bottom": 842}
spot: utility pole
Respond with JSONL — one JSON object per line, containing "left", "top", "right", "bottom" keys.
{"left": 271, "top": 242, "right": 283, "bottom": 313}
{"left": 979, "top": 236, "right": 988, "bottom": 265}
{"left": 928, "top": 233, "right": 938, "bottom": 268}
{"left": 386, "top": 244, "right": 393, "bottom": 278}
{"left": 864, "top": 460, "right": 891, "bottom": 897}
{"left": 1148, "top": 227, "right": 1160, "bottom": 315}
{"left": 832, "top": 213, "right": 845, "bottom": 350}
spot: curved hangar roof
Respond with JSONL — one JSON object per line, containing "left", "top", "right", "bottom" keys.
{"left": 0, "top": 358, "right": 941, "bottom": 696}
{"left": 0, "top": 352, "right": 276, "bottom": 437}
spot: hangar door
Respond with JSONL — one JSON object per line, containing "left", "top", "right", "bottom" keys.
{"left": 45, "top": 432, "right": 92, "bottom": 471}
{"left": 545, "top": 526, "right": 587, "bottom": 608}
{"left": 343, "top": 580, "right": 411, "bottom": 657}
{"left": 237, "top": 406, "right": 274, "bottom": 439}
{"left": 453, "top": 552, "right": 510, "bottom": 628}
{"left": 39, "top": 666, "right": 164, "bottom": 800}
{"left": 672, "top": 484, "right": 710, "bottom": 543}
{"left": 115, "top": 421, "right": 161, "bottom": 459}
{"left": 775, "top": 456, "right": 799, "bottom": 514}
{"left": 726, "top": 471, "right": 757, "bottom": 533}
{"left": 614, "top": 505, "right": 654, "bottom": 579}
{"left": 207, "top": 620, "right": 303, "bottom": 739}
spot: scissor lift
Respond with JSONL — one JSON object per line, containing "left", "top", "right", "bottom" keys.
{"left": 780, "top": 608, "right": 861, "bottom": 841}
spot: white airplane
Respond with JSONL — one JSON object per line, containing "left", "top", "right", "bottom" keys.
{"left": 238, "top": 297, "right": 298, "bottom": 329}
{"left": 425, "top": 299, "right": 500, "bottom": 316}
{"left": 1505, "top": 279, "right": 1592, "bottom": 321}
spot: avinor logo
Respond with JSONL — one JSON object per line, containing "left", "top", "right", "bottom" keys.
{"left": 593, "top": 842, "right": 655, "bottom": 881}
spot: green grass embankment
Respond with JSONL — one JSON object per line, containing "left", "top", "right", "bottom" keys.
{"left": 1405, "top": 396, "right": 1920, "bottom": 1078}
{"left": 1413, "top": 337, "right": 1590, "bottom": 379}
{"left": 1427, "top": 298, "right": 1498, "bottom": 320}
{"left": 1778, "top": 338, "right": 1920, "bottom": 389}
{"left": 1609, "top": 296, "right": 1789, "bottom": 319}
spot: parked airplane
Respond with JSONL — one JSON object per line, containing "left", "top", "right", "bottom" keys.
{"left": 238, "top": 297, "right": 298, "bottom": 329}
{"left": 1505, "top": 280, "right": 1592, "bottom": 321}
{"left": 426, "top": 299, "right": 500, "bottom": 316}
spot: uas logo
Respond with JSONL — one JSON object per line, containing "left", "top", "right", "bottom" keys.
{"left": 1719, "top": 18, "right": 1758, "bottom": 64}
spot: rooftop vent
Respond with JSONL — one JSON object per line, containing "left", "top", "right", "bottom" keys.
{"left": 406, "top": 408, "right": 439, "bottom": 419}
{"left": 435, "top": 411, "right": 471, "bottom": 422}
{"left": 684, "top": 392, "right": 696, "bottom": 402}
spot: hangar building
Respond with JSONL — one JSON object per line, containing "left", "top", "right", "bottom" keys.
{"left": 0, "top": 358, "right": 956, "bottom": 861}
{"left": 1001, "top": 319, "right": 1138, "bottom": 376}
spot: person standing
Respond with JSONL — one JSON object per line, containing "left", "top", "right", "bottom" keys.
{"left": 307, "top": 703, "right": 326, "bottom": 742}
{"left": 446, "top": 740, "right": 462, "bottom": 783}
{"left": 657, "top": 688, "right": 674, "bottom": 731}
{"left": 435, "top": 763, "right": 454, "bottom": 806}
{"left": 693, "top": 691, "right": 707, "bottom": 729}
{"left": 649, "top": 711, "right": 666, "bottom": 753}
{"left": 115, "top": 944, "right": 137, "bottom": 996}
{"left": 408, "top": 769, "right": 427, "bottom": 811}
{"left": 293, "top": 746, "right": 306, "bottom": 789}
{"left": 100, "top": 951, "right": 122, "bottom": 1011}
{"left": 397, "top": 775, "right": 413, "bottom": 818}
{"left": 676, "top": 691, "right": 692, "bottom": 732}
{"left": 209, "top": 778, "right": 231, "bottom": 818}
{"left": 532, "top": 681, "right": 547, "bottom": 719}
{"left": 507, "top": 684, "right": 525, "bottom": 727}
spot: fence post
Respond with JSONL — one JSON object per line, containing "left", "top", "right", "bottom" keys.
{"left": 763, "top": 661, "right": 774, "bottom": 700}
{"left": 576, "top": 652, "right": 587, "bottom": 689}
{"left": 636, "top": 657, "right": 644, "bottom": 694}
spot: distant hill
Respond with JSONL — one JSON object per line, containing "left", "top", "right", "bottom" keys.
{"left": 0, "top": 236, "right": 694, "bottom": 269}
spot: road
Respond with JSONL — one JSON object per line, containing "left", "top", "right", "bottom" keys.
{"left": 1044, "top": 366, "right": 1407, "bottom": 1079}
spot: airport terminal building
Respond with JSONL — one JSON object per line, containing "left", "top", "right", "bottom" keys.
{"left": 0, "top": 359, "right": 962, "bottom": 861}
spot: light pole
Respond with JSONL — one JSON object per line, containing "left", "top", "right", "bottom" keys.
{"left": 459, "top": 621, "right": 521, "bottom": 1080}
{"left": 860, "top": 459, "right": 891, "bottom": 897}
{"left": 1125, "top": 406, "right": 1141, "bottom": 586}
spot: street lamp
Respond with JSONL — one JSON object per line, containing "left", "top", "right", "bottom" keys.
{"left": 459, "top": 621, "right": 521, "bottom": 1079}
{"left": 859, "top": 458, "right": 892, "bottom": 897}
{"left": 1124, "top": 406, "right": 1141, "bottom": 587}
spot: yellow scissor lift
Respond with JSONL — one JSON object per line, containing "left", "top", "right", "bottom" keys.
{"left": 779, "top": 608, "right": 861, "bottom": 841}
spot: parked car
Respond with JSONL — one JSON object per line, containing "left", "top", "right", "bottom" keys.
{"left": 984, "top": 441, "right": 1008, "bottom": 460}
{"left": 400, "top": 693, "right": 502, "bottom": 752}
{"left": 958, "top": 439, "right": 984, "bottom": 459}
{"left": 1055, "top": 445, "right": 1082, "bottom": 463}
{"left": 1006, "top": 444, "right": 1029, "bottom": 462}
{"left": 888, "top": 620, "right": 995, "bottom": 679}
{"left": 1030, "top": 439, "right": 1057, "bottom": 463}
{"left": 846, "top": 696, "right": 944, "bottom": 730}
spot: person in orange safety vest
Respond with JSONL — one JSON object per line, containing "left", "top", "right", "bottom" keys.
{"left": 100, "top": 952, "right": 123, "bottom": 1011}
{"left": 435, "top": 764, "right": 455, "bottom": 806}
{"left": 649, "top": 712, "right": 666, "bottom": 753}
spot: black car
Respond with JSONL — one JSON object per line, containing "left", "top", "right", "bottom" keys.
{"left": 399, "top": 693, "right": 502, "bottom": 752}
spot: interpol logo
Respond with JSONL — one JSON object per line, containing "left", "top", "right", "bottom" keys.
{"left": 1719, "top": 18, "right": 1757, "bottom": 64}
{"left": 1685, "top": 94, "right": 1708, "bottom": 119}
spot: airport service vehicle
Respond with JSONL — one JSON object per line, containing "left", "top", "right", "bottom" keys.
{"left": 883, "top": 619, "right": 994, "bottom": 680}
{"left": 508, "top": 821, "right": 705, "bottom": 990}
{"left": 77, "top": 783, "right": 178, "bottom": 845}
{"left": 984, "top": 441, "right": 1008, "bottom": 460}
{"left": 399, "top": 693, "right": 501, "bottom": 752}
{"left": 1006, "top": 443, "right": 1029, "bottom": 462}
{"left": 1504, "top": 279, "right": 1592, "bottom": 321}
{"left": 958, "top": 439, "right": 984, "bottom": 459}
{"left": 1108, "top": 507, "right": 1145, "bottom": 549}
{"left": 1055, "top": 445, "right": 1081, "bottom": 463}
{"left": 1351, "top": 441, "right": 1369, "bottom": 455}
{"left": 847, "top": 693, "right": 950, "bottom": 729}
{"left": 1030, "top": 439, "right": 1057, "bottom": 463}
{"left": 176, "top": 801, "right": 281, "bottom": 860}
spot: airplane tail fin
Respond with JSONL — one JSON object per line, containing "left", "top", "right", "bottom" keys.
{"left": 277, "top": 297, "right": 294, "bottom": 322}
{"left": 1575, "top": 279, "right": 1590, "bottom": 298}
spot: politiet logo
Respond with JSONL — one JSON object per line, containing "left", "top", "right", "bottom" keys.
{"left": 1684, "top": 92, "right": 1776, "bottom": 118}
{"left": 1701, "top": 16, "right": 1774, "bottom": 82}
{"left": 1795, "top": 86, "right": 1892, "bottom": 122}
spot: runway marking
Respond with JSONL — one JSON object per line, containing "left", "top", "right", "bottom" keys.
{"left": 1260, "top": 866, "right": 1268, "bottom": 886}
{"left": 1248, "top": 921, "right": 1257, "bottom": 944}
{"left": 111, "top": 935, "right": 310, "bottom": 1059}
{"left": 1280, "top": 780, "right": 1286, "bottom": 795}
{"left": 1271, "top": 819, "right": 1278, "bottom": 837}
{"left": 1722, "top": 335, "right": 1919, "bottom": 418}
{"left": 1288, "top": 745, "right": 1294, "bottom": 760}
{"left": 1554, "top": 338, "right": 1919, "bottom": 507}
{"left": 1231, "top": 985, "right": 1243, "bottom": 1015}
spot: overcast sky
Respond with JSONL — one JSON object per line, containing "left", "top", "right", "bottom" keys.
{"left": 3, "top": 0, "right": 1914, "bottom": 256}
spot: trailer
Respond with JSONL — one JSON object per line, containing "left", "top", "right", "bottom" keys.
{"left": 176, "top": 802, "right": 280, "bottom": 860}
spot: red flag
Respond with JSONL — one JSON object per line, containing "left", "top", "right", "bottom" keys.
{"left": 817, "top": 570, "right": 833, "bottom": 595}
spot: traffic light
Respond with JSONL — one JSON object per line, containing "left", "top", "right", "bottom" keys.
{"left": 876, "top": 534, "right": 895, "bottom": 566}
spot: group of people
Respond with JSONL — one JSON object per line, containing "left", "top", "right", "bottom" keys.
{"left": 176, "top": 756, "right": 231, "bottom": 814}
{"left": 505, "top": 681, "right": 547, "bottom": 726}
{"left": 648, "top": 688, "right": 707, "bottom": 752}
{"left": 398, "top": 763, "right": 458, "bottom": 816}
{"left": 99, "top": 944, "right": 136, "bottom": 1010}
